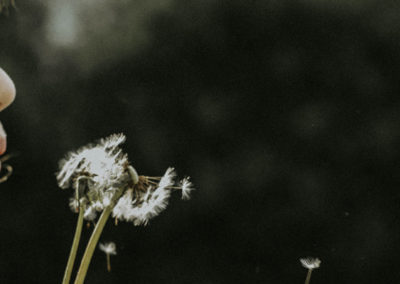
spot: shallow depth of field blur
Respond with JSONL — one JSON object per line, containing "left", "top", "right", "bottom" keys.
{"left": 1, "top": 1, "right": 400, "bottom": 283}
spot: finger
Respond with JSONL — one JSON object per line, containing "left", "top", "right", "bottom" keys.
{"left": 0, "top": 122, "right": 7, "bottom": 155}
{"left": 0, "top": 68, "right": 16, "bottom": 112}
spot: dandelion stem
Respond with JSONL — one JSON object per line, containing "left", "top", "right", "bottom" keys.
{"left": 106, "top": 254, "right": 111, "bottom": 272}
{"left": 74, "top": 206, "right": 113, "bottom": 284}
{"left": 305, "top": 269, "right": 313, "bottom": 284}
{"left": 62, "top": 205, "right": 84, "bottom": 284}
{"left": 73, "top": 166, "right": 139, "bottom": 283}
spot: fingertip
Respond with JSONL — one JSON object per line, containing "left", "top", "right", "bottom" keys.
{"left": 0, "top": 68, "right": 16, "bottom": 112}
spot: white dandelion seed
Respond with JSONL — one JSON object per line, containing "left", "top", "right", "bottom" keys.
{"left": 300, "top": 257, "right": 321, "bottom": 270}
{"left": 99, "top": 242, "right": 117, "bottom": 272}
{"left": 300, "top": 257, "right": 321, "bottom": 284}
{"left": 69, "top": 198, "right": 80, "bottom": 213}
{"left": 99, "top": 242, "right": 117, "bottom": 255}
{"left": 181, "top": 177, "right": 194, "bottom": 200}
{"left": 93, "top": 201, "right": 104, "bottom": 212}
{"left": 83, "top": 205, "right": 97, "bottom": 221}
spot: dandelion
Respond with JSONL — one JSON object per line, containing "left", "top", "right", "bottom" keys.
{"left": 57, "top": 133, "right": 195, "bottom": 284}
{"left": 58, "top": 134, "right": 130, "bottom": 284}
{"left": 300, "top": 257, "right": 321, "bottom": 284}
{"left": 99, "top": 242, "right": 117, "bottom": 272}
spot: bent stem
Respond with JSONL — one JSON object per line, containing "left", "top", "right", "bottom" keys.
{"left": 305, "top": 269, "right": 313, "bottom": 284}
{"left": 74, "top": 167, "right": 139, "bottom": 284}
{"left": 74, "top": 206, "right": 113, "bottom": 284}
{"left": 63, "top": 205, "right": 84, "bottom": 284}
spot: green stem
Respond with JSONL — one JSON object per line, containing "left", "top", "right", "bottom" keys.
{"left": 305, "top": 269, "right": 313, "bottom": 284}
{"left": 62, "top": 206, "right": 84, "bottom": 284}
{"left": 74, "top": 167, "right": 139, "bottom": 283}
{"left": 74, "top": 206, "right": 112, "bottom": 284}
{"left": 106, "top": 254, "right": 111, "bottom": 272}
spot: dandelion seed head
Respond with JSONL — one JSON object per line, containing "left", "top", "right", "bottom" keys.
{"left": 112, "top": 167, "right": 180, "bottom": 226}
{"left": 57, "top": 134, "right": 128, "bottom": 190}
{"left": 57, "top": 134, "right": 131, "bottom": 215}
{"left": 99, "top": 242, "right": 117, "bottom": 255}
{"left": 300, "top": 257, "right": 321, "bottom": 270}
{"left": 127, "top": 186, "right": 171, "bottom": 226}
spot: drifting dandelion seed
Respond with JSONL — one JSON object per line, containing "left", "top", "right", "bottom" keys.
{"left": 300, "top": 257, "right": 321, "bottom": 269}
{"left": 181, "top": 177, "right": 194, "bottom": 200}
{"left": 300, "top": 257, "right": 321, "bottom": 284}
{"left": 99, "top": 242, "right": 117, "bottom": 272}
{"left": 99, "top": 242, "right": 117, "bottom": 255}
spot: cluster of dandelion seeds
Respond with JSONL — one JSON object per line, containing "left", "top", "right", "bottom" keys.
{"left": 113, "top": 166, "right": 195, "bottom": 225}
{"left": 57, "top": 133, "right": 195, "bottom": 225}
{"left": 57, "top": 134, "right": 130, "bottom": 221}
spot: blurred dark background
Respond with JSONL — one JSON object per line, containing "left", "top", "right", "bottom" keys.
{"left": 1, "top": 0, "right": 400, "bottom": 283}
